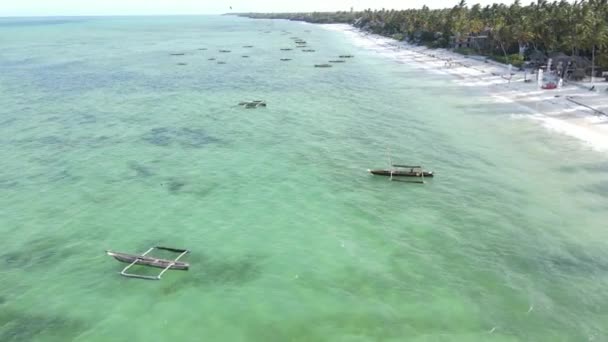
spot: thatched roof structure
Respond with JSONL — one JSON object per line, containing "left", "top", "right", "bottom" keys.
{"left": 527, "top": 50, "right": 548, "bottom": 64}
{"left": 549, "top": 52, "right": 591, "bottom": 69}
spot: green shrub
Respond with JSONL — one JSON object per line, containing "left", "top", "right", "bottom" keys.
{"left": 430, "top": 38, "right": 448, "bottom": 48}
{"left": 488, "top": 54, "right": 524, "bottom": 67}
{"left": 454, "top": 47, "right": 475, "bottom": 55}
{"left": 391, "top": 33, "right": 405, "bottom": 41}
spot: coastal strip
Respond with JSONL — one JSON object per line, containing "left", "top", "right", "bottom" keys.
{"left": 323, "top": 24, "right": 608, "bottom": 152}
{"left": 233, "top": 12, "right": 608, "bottom": 152}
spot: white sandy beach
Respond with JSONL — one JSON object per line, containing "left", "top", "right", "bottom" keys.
{"left": 321, "top": 24, "right": 608, "bottom": 152}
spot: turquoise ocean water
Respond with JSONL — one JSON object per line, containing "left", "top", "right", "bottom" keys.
{"left": 1, "top": 15, "right": 607, "bottom": 341}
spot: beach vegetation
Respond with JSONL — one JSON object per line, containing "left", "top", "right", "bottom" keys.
{"left": 391, "top": 33, "right": 405, "bottom": 41}
{"left": 238, "top": 0, "right": 608, "bottom": 71}
{"left": 489, "top": 53, "right": 525, "bottom": 67}
{"left": 454, "top": 47, "right": 475, "bottom": 56}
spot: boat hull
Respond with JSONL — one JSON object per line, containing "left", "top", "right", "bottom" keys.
{"left": 369, "top": 169, "right": 434, "bottom": 177}
{"left": 106, "top": 251, "right": 189, "bottom": 270}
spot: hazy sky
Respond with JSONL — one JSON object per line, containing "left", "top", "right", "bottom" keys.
{"left": 1, "top": 0, "right": 520, "bottom": 17}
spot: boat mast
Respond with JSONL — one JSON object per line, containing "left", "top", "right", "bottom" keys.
{"left": 387, "top": 148, "right": 393, "bottom": 181}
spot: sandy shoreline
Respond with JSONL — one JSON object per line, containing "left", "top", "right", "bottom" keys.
{"left": 321, "top": 24, "right": 608, "bottom": 152}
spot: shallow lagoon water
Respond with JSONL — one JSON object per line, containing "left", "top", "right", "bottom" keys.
{"left": 1, "top": 16, "right": 607, "bottom": 341}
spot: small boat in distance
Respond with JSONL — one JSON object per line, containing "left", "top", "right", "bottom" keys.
{"left": 106, "top": 246, "right": 190, "bottom": 280}
{"left": 368, "top": 165, "right": 434, "bottom": 178}
{"left": 239, "top": 100, "right": 267, "bottom": 108}
{"left": 219, "top": 49, "right": 231, "bottom": 53}
{"left": 107, "top": 250, "right": 190, "bottom": 270}
{"left": 339, "top": 55, "right": 355, "bottom": 58}
{"left": 243, "top": 45, "right": 254, "bottom": 48}
{"left": 314, "top": 64, "right": 332, "bottom": 68}
{"left": 280, "top": 58, "right": 292, "bottom": 61}
{"left": 170, "top": 53, "right": 185, "bottom": 56}
{"left": 329, "top": 60, "right": 346, "bottom": 63}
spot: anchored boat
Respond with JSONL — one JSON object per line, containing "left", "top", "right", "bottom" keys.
{"left": 368, "top": 166, "right": 434, "bottom": 178}
{"left": 106, "top": 246, "right": 190, "bottom": 280}
{"left": 239, "top": 100, "right": 267, "bottom": 108}
{"left": 369, "top": 150, "right": 434, "bottom": 183}
{"left": 107, "top": 250, "right": 189, "bottom": 270}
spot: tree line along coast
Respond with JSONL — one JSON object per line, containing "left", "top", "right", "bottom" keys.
{"left": 234, "top": 0, "right": 608, "bottom": 82}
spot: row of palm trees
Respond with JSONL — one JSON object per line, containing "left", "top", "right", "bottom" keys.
{"left": 354, "top": 0, "right": 607, "bottom": 70}
{"left": 239, "top": 0, "right": 608, "bottom": 71}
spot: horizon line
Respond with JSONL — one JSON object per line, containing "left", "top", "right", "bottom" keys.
{"left": 2, "top": 10, "right": 371, "bottom": 18}
{"left": 0, "top": 13, "right": 230, "bottom": 18}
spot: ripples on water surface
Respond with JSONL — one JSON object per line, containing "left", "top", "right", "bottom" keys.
{"left": 0, "top": 16, "right": 607, "bottom": 341}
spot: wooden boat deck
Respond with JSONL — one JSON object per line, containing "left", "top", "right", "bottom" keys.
{"left": 368, "top": 162, "right": 434, "bottom": 183}
{"left": 106, "top": 246, "right": 190, "bottom": 280}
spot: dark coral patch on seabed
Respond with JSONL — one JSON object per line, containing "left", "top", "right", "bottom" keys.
{"left": 0, "top": 310, "right": 85, "bottom": 342}
{"left": 127, "top": 161, "right": 154, "bottom": 178}
{"left": 160, "top": 254, "right": 263, "bottom": 295}
{"left": 142, "top": 127, "right": 220, "bottom": 148}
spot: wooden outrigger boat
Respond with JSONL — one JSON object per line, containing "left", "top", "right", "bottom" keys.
{"left": 106, "top": 246, "right": 190, "bottom": 280}
{"left": 369, "top": 150, "right": 434, "bottom": 183}
{"left": 107, "top": 251, "right": 189, "bottom": 270}
{"left": 239, "top": 100, "right": 267, "bottom": 108}
{"left": 368, "top": 166, "right": 434, "bottom": 178}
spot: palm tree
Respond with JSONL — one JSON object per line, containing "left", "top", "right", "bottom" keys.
{"left": 253, "top": 0, "right": 604, "bottom": 70}
{"left": 581, "top": 0, "right": 608, "bottom": 81}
